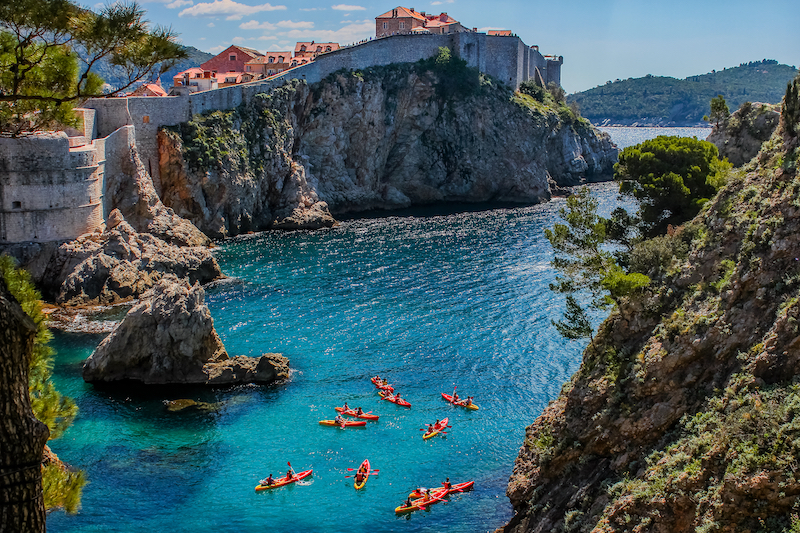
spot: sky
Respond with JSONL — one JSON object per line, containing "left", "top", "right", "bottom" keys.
{"left": 120, "top": 0, "right": 800, "bottom": 93}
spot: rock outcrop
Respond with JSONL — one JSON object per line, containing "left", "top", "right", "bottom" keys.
{"left": 36, "top": 210, "right": 222, "bottom": 306}
{"left": 82, "top": 275, "right": 289, "bottom": 385}
{"left": 158, "top": 63, "right": 617, "bottom": 238}
{"left": 501, "top": 104, "right": 800, "bottom": 531}
{"left": 707, "top": 101, "right": 780, "bottom": 167}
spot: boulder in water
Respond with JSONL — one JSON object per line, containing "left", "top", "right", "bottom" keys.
{"left": 82, "top": 275, "right": 289, "bottom": 385}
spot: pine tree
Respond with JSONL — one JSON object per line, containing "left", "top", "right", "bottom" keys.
{"left": 0, "top": 256, "right": 84, "bottom": 513}
{"left": 782, "top": 77, "right": 799, "bottom": 137}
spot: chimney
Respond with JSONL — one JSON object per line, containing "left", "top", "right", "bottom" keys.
{"left": 440, "top": 12, "right": 447, "bottom": 22}
{"left": 420, "top": 11, "right": 426, "bottom": 16}
{"left": 410, "top": 7, "right": 414, "bottom": 12}
{"left": 472, "top": 27, "right": 477, "bottom": 32}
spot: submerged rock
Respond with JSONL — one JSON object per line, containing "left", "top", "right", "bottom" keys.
{"left": 164, "top": 399, "right": 220, "bottom": 412}
{"left": 82, "top": 275, "right": 289, "bottom": 385}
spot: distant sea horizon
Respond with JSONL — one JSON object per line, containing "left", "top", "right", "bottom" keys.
{"left": 600, "top": 126, "right": 713, "bottom": 149}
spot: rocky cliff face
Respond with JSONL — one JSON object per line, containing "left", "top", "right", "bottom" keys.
{"left": 37, "top": 210, "right": 222, "bottom": 306}
{"left": 158, "top": 63, "right": 617, "bottom": 238}
{"left": 502, "top": 105, "right": 800, "bottom": 531}
{"left": 707, "top": 101, "right": 781, "bottom": 167}
{"left": 82, "top": 275, "right": 289, "bottom": 385}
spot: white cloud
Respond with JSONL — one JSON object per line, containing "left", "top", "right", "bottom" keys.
{"left": 240, "top": 19, "right": 312, "bottom": 30}
{"left": 331, "top": 4, "right": 365, "bottom": 11}
{"left": 257, "top": 35, "right": 278, "bottom": 40}
{"left": 165, "top": 0, "right": 192, "bottom": 8}
{"left": 179, "top": 0, "right": 287, "bottom": 20}
{"left": 232, "top": 36, "right": 246, "bottom": 43}
{"left": 281, "top": 20, "right": 372, "bottom": 43}
{"left": 240, "top": 20, "right": 277, "bottom": 29}
{"left": 208, "top": 45, "right": 226, "bottom": 53}
{"left": 431, "top": 0, "right": 454, "bottom": 4}
{"left": 207, "top": 22, "right": 215, "bottom": 26}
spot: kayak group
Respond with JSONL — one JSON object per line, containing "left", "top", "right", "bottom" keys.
{"left": 256, "top": 376, "right": 479, "bottom": 514}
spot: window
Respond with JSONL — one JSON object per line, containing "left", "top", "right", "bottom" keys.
{"left": 383, "top": 22, "right": 387, "bottom": 29}
{"left": 278, "top": 56, "right": 284, "bottom": 63}
{"left": 300, "top": 45, "right": 306, "bottom": 52}
{"left": 399, "top": 21, "right": 405, "bottom": 29}
{"left": 229, "top": 54, "right": 236, "bottom": 61}
{"left": 12, "top": 201, "right": 21, "bottom": 209}
{"left": 246, "top": 66, "right": 251, "bottom": 71}
{"left": 268, "top": 57, "right": 274, "bottom": 63}
{"left": 316, "top": 46, "right": 321, "bottom": 52}
{"left": 325, "top": 46, "right": 331, "bottom": 51}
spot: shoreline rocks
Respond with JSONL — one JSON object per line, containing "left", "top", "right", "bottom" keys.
{"left": 82, "top": 275, "right": 289, "bottom": 386}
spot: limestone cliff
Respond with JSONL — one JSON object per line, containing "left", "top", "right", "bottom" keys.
{"left": 502, "top": 98, "right": 800, "bottom": 531}
{"left": 158, "top": 60, "right": 617, "bottom": 238}
{"left": 707, "top": 101, "right": 781, "bottom": 167}
{"left": 82, "top": 275, "right": 289, "bottom": 385}
{"left": 40, "top": 210, "right": 222, "bottom": 306}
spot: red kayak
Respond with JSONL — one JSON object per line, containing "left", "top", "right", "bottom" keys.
{"left": 410, "top": 480, "right": 474, "bottom": 498}
{"left": 319, "top": 419, "right": 367, "bottom": 428}
{"left": 378, "top": 390, "right": 411, "bottom": 407}
{"left": 396, "top": 481, "right": 474, "bottom": 514}
{"left": 441, "top": 393, "right": 479, "bottom": 410}
{"left": 371, "top": 377, "right": 394, "bottom": 393}
{"left": 255, "top": 469, "right": 313, "bottom": 491}
{"left": 353, "top": 459, "right": 370, "bottom": 490}
{"left": 422, "top": 417, "right": 449, "bottom": 440}
{"left": 335, "top": 407, "right": 379, "bottom": 421}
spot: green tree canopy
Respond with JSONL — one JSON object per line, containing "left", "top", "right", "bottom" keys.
{"left": 614, "top": 135, "right": 730, "bottom": 236}
{"left": 704, "top": 94, "right": 730, "bottom": 127}
{"left": 0, "top": 255, "right": 85, "bottom": 513}
{"left": 0, "top": 0, "right": 186, "bottom": 135}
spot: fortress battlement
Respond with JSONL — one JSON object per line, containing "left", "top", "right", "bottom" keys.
{"left": 1, "top": 32, "right": 562, "bottom": 244}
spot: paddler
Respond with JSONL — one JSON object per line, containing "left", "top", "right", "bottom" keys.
{"left": 356, "top": 407, "right": 363, "bottom": 415}
{"left": 285, "top": 468, "right": 293, "bottom": 481}
{"left": 423, "top": 489, "right": 432, "bottom": 502}
{"left": 403, "top": 497, "right": 413, "bottom": 509}
{"left": 466, "top": 396, "right": 473, "bottom": 406}
{"left": 335, "top": 414, "right": 345, "bottom": 425}
{"left": 260, "top": 474, "right": 274, "bottom": 486}
{"left": 443, "top": 477, "right": 451, "bottom": 490}
{"left": 343, "top": 401, "right": 349, "bottom": 411}
{"left": 355, "top": 470, "right": 365, "bottom": 484}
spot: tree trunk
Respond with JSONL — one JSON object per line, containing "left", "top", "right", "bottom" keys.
{"left": 0, "top": 278, "right": 49, "bottom": 532}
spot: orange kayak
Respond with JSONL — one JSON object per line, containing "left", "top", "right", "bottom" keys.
{"left": 319, "top": 419, "right": 367, "bottom": 428}
{"left": 255, "top": 469, "right": 313, "bottom": 491}
{"left": 335, "top": 407, "right": 379, "bottom": 421}
{"left": 378, "top": 390, "right": 411, "bottom": 407}
{"left": 441, "top": 393, "right": 479, "bottom": 410}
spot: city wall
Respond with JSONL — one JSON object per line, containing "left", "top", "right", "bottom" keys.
{"left": 2, "top": 32, "right": 562, "bottom": 244}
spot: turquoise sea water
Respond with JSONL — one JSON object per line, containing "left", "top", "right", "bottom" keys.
{"left": 47, "top": 125, "right": 700, "bottom": 533}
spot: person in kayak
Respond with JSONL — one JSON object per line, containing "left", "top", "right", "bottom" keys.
{"left": 465, "top": 397, "right": 473, "bottom": 406}
{"left": 452, "top": 392, "right": 460, "bottom": 402}
{"left": 285, "top": 468, "right": 294, "bottom": 481}
{"left": 443, "top": 477, "right": 451, "bottom": 490}
{"left": 343, "top": 402, "right": 349, "bottom": 411}
{"left": 356, "top": 407, "right": 363, "bottom": 415}
{"left": 355, "top": 470, "right": 365, "bottom": 484}
{"left": 423, "top": 489, "right": 432, "bottom": 502}
{"left": 335, "top": 414, "right": 345, "bottom": 425}
{"left": 260, "top": 474, "right": 274, "bottom": 486}
{"left": 403, "top": 497, "right": 412, "bottom": 508}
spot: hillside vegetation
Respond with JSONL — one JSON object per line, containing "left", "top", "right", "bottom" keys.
{"left": 504, "top": 79, "right": 800, "bottom": 532}
{"left": 569, "top": 60, "right": 797, "bottom": 126}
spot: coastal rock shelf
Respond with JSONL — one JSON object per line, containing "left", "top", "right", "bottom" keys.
{"left": 82, "top": 275, "right": 289, "bottom": 385}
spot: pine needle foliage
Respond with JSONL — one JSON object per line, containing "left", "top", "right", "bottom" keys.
{"left": 0, "top": 255, "right": 84, "bottom": 512}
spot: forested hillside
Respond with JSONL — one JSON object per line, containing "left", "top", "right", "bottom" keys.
{"left": 569, "top": 60, "right": 797, "bottom": 125}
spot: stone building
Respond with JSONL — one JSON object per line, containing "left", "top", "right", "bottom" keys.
{"left": 375, "top": 6, "right": 427, "bottom": 37}
{"left": 245, "top": 52, "right": 293, "bottom": 77}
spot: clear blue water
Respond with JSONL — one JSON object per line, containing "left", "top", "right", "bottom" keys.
{"left": 47, "top": 122, "right": 702, "bottom": 533}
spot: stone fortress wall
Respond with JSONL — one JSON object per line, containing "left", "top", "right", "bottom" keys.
{"left": 0, "top": 32, "right": 562, "bottom": 244}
